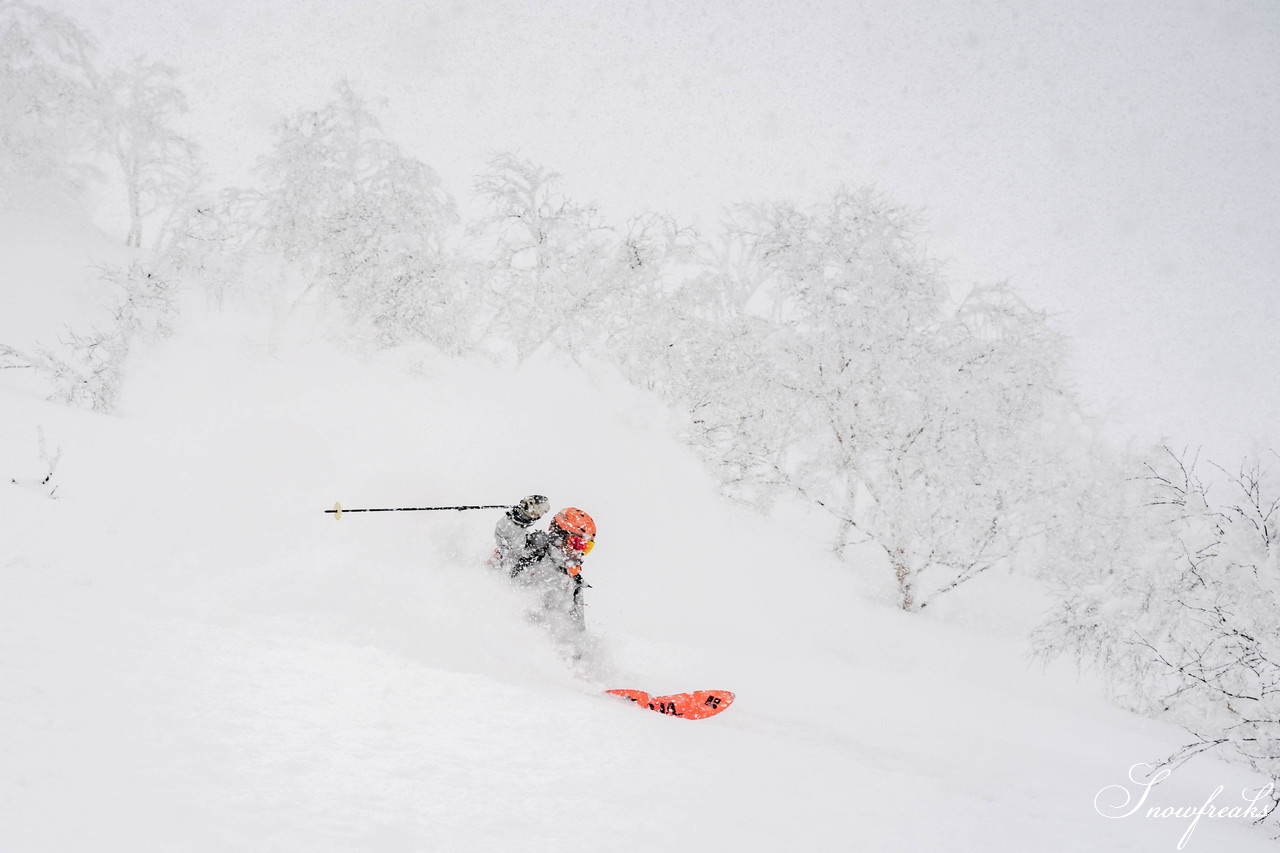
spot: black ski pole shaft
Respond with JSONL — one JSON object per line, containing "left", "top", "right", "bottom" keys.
{"left": 326, "top": 501, "right": 507, "bottom": 519}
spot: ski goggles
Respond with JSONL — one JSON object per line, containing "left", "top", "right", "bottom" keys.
{"left": 564, "top": 534, "right": 595, "bottom": 555}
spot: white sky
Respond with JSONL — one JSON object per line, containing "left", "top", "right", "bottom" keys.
{"left": 55, "top": 0, "right": 1280, "bottom": 459}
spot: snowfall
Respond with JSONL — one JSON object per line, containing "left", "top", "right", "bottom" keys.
{"left": 1, "top": 207, "right": 1276, "bottom": 853}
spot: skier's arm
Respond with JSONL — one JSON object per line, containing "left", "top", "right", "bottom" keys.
{"left": 494, "top": 495, "right": 550, "bottom": 573}
{"left": 494, "top": 513, "right": 529, "bottom": 553}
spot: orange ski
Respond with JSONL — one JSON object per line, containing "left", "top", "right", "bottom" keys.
{"left": 606, "top": 689, "right": 735, "bottom": 720}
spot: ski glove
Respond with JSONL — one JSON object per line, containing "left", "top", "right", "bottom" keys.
{"left": 511, "top": 494, "right": 550, "bottom": 526}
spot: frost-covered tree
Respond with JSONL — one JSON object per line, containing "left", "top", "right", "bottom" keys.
{"left": 0, "top": 260, "right": 179, "bottom": 412}
{"left": 149, "top": 187, "right": 257, "bottom": 307}
{"left": 604, "top": 212, "right": 699, "bottom": 316}
{"left": 902, "top": 281, "right": 1080, "bottom": 605}
{"left": 1036, "top": 448, "right": 1280, "bottom": 815}
{"left": 583, "top": 211, "right": 701, "bottom": 375}
{"left": 250, "top": 83, "right": 460, "bottom": 348}
{"left": 101, "top": 57, "right": 200, "bottom": 249}
{"left": 655, "top": 189, "right": 1080, "bottom": 610}
{"left": 468, "top": 153, "right": 615, "bottom": 362}
{"left": 1141, "top": 455, "right": 1280, "bottom": 786}
{"left": 1031, "top": 445, "right": 1172, "bottom": 702}
{"left": 1, "top": 4, "right": 200, "bottom": 249}
{"left": 0, "top": 0, "right": 103, "bottom": 199}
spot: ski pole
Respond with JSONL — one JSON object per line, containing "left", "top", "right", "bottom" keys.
{"left": 326, "top": 501, "right": 507, "bottom": 519}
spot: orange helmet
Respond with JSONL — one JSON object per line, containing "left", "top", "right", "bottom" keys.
{"left": 553, "top": 507, "right": 596, "bottom": 540}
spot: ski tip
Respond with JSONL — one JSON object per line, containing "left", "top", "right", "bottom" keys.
{"left": 685, "top": 690, "right": 735, "bottom": 719}
{"left": 605, "top": 688, "right": 651, "bottom": 705}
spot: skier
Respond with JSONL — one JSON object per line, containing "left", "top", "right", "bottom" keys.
{"left": 488, "top": 494, "right": 596, "bottom": 633}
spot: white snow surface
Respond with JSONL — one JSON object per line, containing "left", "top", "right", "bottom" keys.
{"left": 1, "top": 239, "right": 1276, "bottom": 851}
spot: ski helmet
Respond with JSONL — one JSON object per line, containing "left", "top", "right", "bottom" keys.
{"left": 553, "top": 507, "right": 596, "bottom": 540}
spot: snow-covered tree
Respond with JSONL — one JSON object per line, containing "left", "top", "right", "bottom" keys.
{"left": 1036, "top": 448, "right": 1280, "bottom": 816}
{"left": 649, "top": 189, "right": 1080, "bottom": 610}
{"left": 1, "top": 259, "right": 179, "bottom": 412}
{"left": 901, "top": 281, "right": 1080, "bottom": 606}
{"left": 250, "top": 83, "right": 461, "bottom": 349}
{"left": 0, "top": 0, "right": 103, "bottom": 199}
{"left": 101, "top": 57, "right": 200, "bottom": 249}
{"left": 575, "top": 211, "right": 700, "bottom": 378}
{"left": 467, "top": 153, "right": 615, "bottom": 362}
{"left": 1140, "top": 454, "right": 1280, "bottom": 788}
{"left": 1031, "top": 444, "right": 1174, "bottom": 704}
{"left": 147, "top": 187, "right": 257, "bottom": 308}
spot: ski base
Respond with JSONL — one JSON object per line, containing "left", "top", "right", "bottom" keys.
{"left": 606, "top": 689, "right": 735, "bottom": 720}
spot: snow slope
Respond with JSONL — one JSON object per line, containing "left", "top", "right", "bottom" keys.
{"left": 1, "top": 243, "right": 1276, "bottom": 851}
